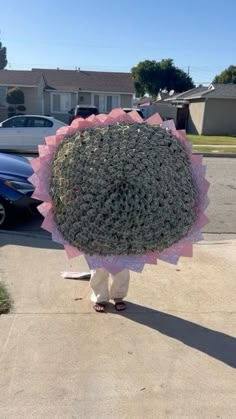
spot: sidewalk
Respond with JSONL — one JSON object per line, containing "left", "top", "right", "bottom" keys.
{"left": 0, "top": 235, "right": 235, "bottom": 419}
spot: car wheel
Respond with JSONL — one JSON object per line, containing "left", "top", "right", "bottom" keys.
{"left": 0, "top": 198, "right": 9, "bottom": 228}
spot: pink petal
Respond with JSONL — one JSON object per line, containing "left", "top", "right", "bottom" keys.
{"left": 28, "top": 173, "right": 39, "bottom": 188}
{"left": 112, "top": 113, "right": 134, "bottom": 124}
{"left": 51, "top": 229, "right": 65, "bottom": 245}
{"left": 56, "top": 126, "right": 71, "bottom": 137}
{"left": 174, "top": 242, "right": 193, "bottom": 257}
{"left": 145, "top": 252, "right": 159, "bottom": 264}
{"left": 184, "top": 224, "right": 204, "bottom": 243}
{"left": 40, "top": 213, "right": 54, "bottom": 232}
{"left": 127, "top": 110, "right": 143, "bottom": 123}
{"left": 30, "top": 157, "right": 41, "bottom": 172}
{"left": 170, "top": 129, "right": 192, "bottom": 155}
{"left": 158, "top": 241, "right": 193, "bottom": 264}
{"left": 38, "top": 144, "right": 51, "bottom": 158}
{"left": 101, "top": 115, "right": 117, "bottom": 125}
{"left": 146, "top": 112, "right": 163, "bottom": 125}
{"left": 32, "top": 185, "right": 50, "bottom": 202}
{"left": 177, "top": 129, "right": 187, "bottom": 140}
{"left": 64, "top": 243, "right": 82, "bottom": 258}
{"left": 70, "top": 118, "right": 91, "bottom": 130}
{"left": 86, "top": 114, "right": 98, "bottom": 123}
{"left": 202, "top": 178, "right": 210, "bottom": 194}
{"left": 85, "top": 115, "right": 106, "bottom": 128}
{"left": 96, "top": 113, "right": 108, "bottom": 122}
{"left": 191, "top": 154, "right": 203, "bottom": 165}
{"left": 195, "top": 213, "right": 209, "bottom": 228}
{"left": 158, "top": 251, "right": 180, "bottom": 265}
{"left": 108, "top": 108, "right": 126, "bottom": 118}
{"left": 45, "top": 135, "right": 57, "bottom": 147}
{"left": 37, "top": 202, "right": 52, "bottom": 217}
{"left": 161, "top": 119, "right": 176, "bottom": 130}
{"left": 105, "top": 107, "right": 133, "bottom": 123}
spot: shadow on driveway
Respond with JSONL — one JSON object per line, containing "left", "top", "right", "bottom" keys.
{"left": 115, "top": 302, "right": 236, "bottom": 369}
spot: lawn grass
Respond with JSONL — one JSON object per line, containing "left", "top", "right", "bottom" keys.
{"left": 187, "top": 135, "right": 236, "bottom": 145}
{"left": 192, "top": 145, "right": 236, "bottom": 153}
{"left": 0, "top": 281, "right": 12, "bottom": 314}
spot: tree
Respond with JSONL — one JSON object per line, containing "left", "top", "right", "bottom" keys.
{"left": 6, "top": 87, "right": 25, "bottom": 116}
{"left": 213, "top": 65, "right": 236, "bottom": 84}
{"left": 0, "top": 41, "right": 7, "bottom": 69}
{"left": 131, "top": 59, "right": 195, "bottom": 97}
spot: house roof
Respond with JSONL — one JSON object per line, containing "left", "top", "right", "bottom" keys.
{"left": 167, "top": 84, "right": 236, "bottom": 101}
{"left": 32, "top": 68, "right": 135, "bottom": 93}
{"left": 0, "top": 70, "right": 42, "bottom": 87}
{"left": 165, "top": 86, "right": 208, "bottom": 101}
{"left": 135, "top": 96, "right": 154, "bottom": 105}
{"left": 202, "top": 83, "right": 236, "bottom": 98}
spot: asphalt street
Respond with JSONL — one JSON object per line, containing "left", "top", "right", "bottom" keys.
{"left": 1, "top": 157, "right": 236, "bottom": 240}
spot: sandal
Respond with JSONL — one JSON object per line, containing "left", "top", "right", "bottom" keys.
{"left": 114, "top": 300, "right": 127, "bottom": 311}
{"left": 93, "top": 303, "right": 106, "bottom": 313}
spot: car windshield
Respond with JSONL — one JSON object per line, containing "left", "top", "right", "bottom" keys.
{"left": 76, "top": 107, "right": 98, "bottom": 117}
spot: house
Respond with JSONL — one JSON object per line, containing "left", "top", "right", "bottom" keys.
{"left": 0, "top": 68, "right": 135, "bottom": 123}
{"left": 136, "top": 91, "right": 183, "bottom": 127}
{"left": 166, "top": 84, "right": 236, "bottom": 135}
{"left": 0, "top": 70, "right": 45, "bottom": 122}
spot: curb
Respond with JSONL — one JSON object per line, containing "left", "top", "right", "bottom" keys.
{"left": 0, "top": 229, "right": 51, "bottom": 240}
{"left": 194, "top": 152, "right": 236, "bottom": 158}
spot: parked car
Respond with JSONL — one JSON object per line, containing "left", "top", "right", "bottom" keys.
{"left": 0, "top": 115, "right": 66, "bottom": 153}
{"left": 69, "top": 105, "right": 99, "bottom": 124}
{"left": 0, "top": 153, "right": 39, "bottom": 227}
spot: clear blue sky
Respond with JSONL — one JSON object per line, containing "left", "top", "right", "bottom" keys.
{"left": 1, "top": 0, "right": 236, "bottom": 84}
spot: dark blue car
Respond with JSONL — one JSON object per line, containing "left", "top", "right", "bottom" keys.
{"left": 0, "top": 153, "right": 39, "bottom": 227}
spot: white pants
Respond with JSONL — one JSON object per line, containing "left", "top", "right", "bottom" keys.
{"left": 90, "top": 268, "right": 130, "bottom": 303}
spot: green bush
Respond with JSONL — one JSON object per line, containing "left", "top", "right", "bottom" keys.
{"left": 6, "top": 87, "right": 25, "bottom": 105}
{"left": 17, "top": 105, "right": 26, "bottom": 112}
{"left": 0, "top": 281, "right": 12, "bottom": 314}
{"left": 7, "top": 105, "right": 15, "bottom": 112}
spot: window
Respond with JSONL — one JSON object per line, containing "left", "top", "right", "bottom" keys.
{"left": 26, "top": 117, "right": 53, "bottom": 128}
{"left": 94, "top": 95, "right": 105, "bottom": 113}
{"left": 0, "top": 87, "right": 6, "bottom": 104}
{"left": 51, "top": 93, "right": 71, "bottom": 113}
{"left": 93, "top": 94, "right": 120, "bottom": 112}
{"left": 106, "top": 96, "right": 112, "bottom": 112}
{"left": 94, "top": 95, "right": 99, "bottom": 109}
{"left": 52, "top": 94, "right": 60, "bottom": 112}
{"left": 2, "top": 116, "right": 26, "bottom": 128}
{"left": 112, "top": 95, "right": 119, "bottom": 108}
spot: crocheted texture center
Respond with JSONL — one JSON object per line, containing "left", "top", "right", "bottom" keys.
{"left": 50, "top": 123, "right": 197, "bottom": 255}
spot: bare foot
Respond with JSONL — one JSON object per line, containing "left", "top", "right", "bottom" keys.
{"left": 114, "top": 299, "right": 126, "bottom": 311}
{"left": 93, "top": 303, "right": 106, "bottom": 313}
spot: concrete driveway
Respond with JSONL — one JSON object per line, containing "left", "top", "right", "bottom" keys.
{"left": 0, "top": 157, "right": 235, "bottom": 418}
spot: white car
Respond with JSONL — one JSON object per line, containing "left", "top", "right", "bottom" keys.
{"left": 0, "top": 115, "right": 67, "bottom": 153}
